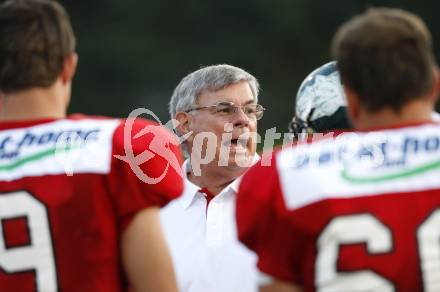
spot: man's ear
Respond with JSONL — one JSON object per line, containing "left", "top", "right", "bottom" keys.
{"left": 344, "top": 84, "right": 360, "bottom": 128}
{"left": 430, "top": 66, "right": 440, "bottom": 105}
{"left": 175, "top": 112, "right": 193, "bottom": 137}
{"left": 61, "top": 52, "right": 78, "bottom": 84}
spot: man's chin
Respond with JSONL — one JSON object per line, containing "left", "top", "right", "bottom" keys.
{"left": 228, "top": 150, "right": 254, "bottom": 168}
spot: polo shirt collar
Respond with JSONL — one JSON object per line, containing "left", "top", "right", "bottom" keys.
{"left": 177, "top": 159, "right": 201, "bottom": 209}
{"left": 177, "top": 155, "right": 260, "bottom": 209}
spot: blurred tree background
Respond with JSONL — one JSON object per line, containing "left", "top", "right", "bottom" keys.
{"left": 62, "top": 0, "right": 440, "bottom": 137}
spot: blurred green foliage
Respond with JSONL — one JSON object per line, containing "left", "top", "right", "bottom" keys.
{"left": 63, "top": 0, "right": 440, "bottom": 136}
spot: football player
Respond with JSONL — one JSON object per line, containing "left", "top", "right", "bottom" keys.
{"left": 236, "top": 7, "right": 440, "bottom": 292}
{"left": 0, "top": 0, "right": 183, "bottom": 291}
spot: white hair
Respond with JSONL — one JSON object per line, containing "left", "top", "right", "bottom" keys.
{"left": 169, "top": 64, "right": 259, "bottom": 119}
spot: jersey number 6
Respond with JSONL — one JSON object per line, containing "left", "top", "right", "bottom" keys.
{"left": 316, "top": 212, "right": 440, "bottom": 292}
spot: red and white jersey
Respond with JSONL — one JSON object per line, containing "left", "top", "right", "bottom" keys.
{"left": 0, "top": 114, "right": 183, "bottom": 292}
{"left": 236, "top": 122, "right": 440, "bottom": 292}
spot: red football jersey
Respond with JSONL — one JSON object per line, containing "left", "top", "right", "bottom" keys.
{"left": 0, "top": 115, "right": 183, "bottom": 292}
{"left": 237, "top": 122, "right": 440, "bottom": 292}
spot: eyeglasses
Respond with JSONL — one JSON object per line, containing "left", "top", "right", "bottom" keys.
{"left": 185, "top": 101, "right": 265, "bottom": 120}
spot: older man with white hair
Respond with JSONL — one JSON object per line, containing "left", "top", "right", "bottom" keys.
{"left": 161, "top": 64, "right": 263, "bottom": 292}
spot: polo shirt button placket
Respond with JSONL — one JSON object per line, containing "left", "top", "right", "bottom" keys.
{"left": 207, "top": 202, "right": 223, "bottom": 244}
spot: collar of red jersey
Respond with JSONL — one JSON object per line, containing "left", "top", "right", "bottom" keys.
{"left": 177, "top": 155, "right": 260, "bottom": 209}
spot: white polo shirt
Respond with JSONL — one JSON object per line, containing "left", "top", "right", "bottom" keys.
{"left": 160, "top": 159, "right": 258, "bottom": 292}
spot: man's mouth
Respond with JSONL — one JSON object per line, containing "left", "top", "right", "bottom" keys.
{"left": 230, "top": 138, "right": 248, "bottom": 151}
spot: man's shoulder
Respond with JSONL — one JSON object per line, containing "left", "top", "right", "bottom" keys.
{"left": 0, "top": 116, "right": 121, "bottom": 181}
{"left": 276, "top": 123, "right": 440, "bottom": 212}
{"left": 110, "top": 117, "right": 179, "bottom": 155}
{"left": 160, "top": 169, "right": 199, "bottom": 214}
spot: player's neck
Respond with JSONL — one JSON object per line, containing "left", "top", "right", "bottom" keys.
{"left": 354, "top": 99, "right": 434, "bottom": 130}
{"left": 0, "top": 81, "right": 69, "bottom": 121}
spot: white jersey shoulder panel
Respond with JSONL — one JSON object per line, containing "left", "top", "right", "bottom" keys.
{"left": 276, "top": 124, "right": 440, "bottom": 210}
{"left": 0, "top": 119, "right": 120, "bottom": 181}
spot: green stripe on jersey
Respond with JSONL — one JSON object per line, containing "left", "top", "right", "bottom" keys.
{"left": 341, "top": 159, "right": 440, "bottom": 184}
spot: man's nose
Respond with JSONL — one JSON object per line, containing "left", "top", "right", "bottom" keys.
{"left": 232, "top": 107, "right": 251, "bottom": 127}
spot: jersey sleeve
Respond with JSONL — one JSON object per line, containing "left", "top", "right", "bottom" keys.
{"left": 236, "top": 151, "right": 302, "bottom": 284}
{"left": 108, "top": 118, "right": 184, "bottom": 227}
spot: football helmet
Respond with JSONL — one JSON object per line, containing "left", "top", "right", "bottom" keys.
{"left": 289, "top": 61, "right": 352, "bottom": 138}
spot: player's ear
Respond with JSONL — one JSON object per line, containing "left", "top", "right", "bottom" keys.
{"left": 344, "top": 84, "right": 360, "bottom": 128}
{"left": 61, "top": 52, "right": 78, "bottom": 84}
{"left": 429, "top": 65, "right": 440, "bottom": 104}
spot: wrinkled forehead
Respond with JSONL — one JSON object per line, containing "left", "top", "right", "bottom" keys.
{"left": 196, "top": 81, "right": 256, "bottom": 105}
